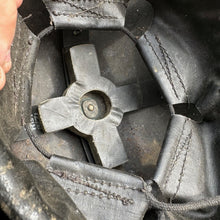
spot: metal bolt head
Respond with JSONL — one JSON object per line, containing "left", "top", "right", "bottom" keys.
{"left": 80, "top": 91, "right": 111, "bottom": 120}
{"left": 82, "top": 99, "right": 99, "bottom": 119}
{"left": 88, "top": 104, "right": 94, "bottom": 111}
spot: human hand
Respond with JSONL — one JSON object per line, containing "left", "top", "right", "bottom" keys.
{"left": 0, "top": 0, "right": 23, "bottom": 90}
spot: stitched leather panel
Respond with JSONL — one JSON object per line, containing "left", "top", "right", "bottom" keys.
{"left": 154, "top": 115, "right": 218, "bottom": 202}
{"left": 48, "top": 156, "right": 149, "bottom": 220}
{"left": 137, "top": 6, "right": 210, "bottom": 105}
{"left": 43, "top": 0, "right": 128, "bottom": 29}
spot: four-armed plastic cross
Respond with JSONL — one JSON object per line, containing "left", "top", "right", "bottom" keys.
{"left": 38, "top": 44, "right": 142, "bottom": 168}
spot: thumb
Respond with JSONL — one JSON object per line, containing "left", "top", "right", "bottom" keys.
{"left": 16, "top": 0, "right": 23, "bottom": 8}
{"left": 0, "top": 67, "right": 6, "bottom": 90}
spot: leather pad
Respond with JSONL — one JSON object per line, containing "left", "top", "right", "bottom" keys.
{"left": 48, "top": 155, "right": 149, "bottom": 220}
{"left": 154, "top": 115, "right": 218, "bottom": 201}
{"left": 137, "top": 2, "right": 211, "bottom": 105}
{"left": 43, "top": 0, "right": 129, "bottom": 29}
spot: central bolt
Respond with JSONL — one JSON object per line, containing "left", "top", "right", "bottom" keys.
{"left": 88, "top": 104, "right": 94, "bottom": 111}
{"left": 81, "top": 91, "right": 110, "bottom": 120}
{"left": 81, "top": 99, "right": 99, "bottom": 119}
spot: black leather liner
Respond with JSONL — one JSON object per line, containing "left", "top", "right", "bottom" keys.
{"left": 133, "top": 1, "right": 220, "bottom": 218}
{"left": 0, "top": 0, "right": 219, "bottom": 219}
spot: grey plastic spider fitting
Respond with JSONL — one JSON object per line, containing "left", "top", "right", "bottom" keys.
{"left": 38, "top": 44, "right": 143, "bottom": 168}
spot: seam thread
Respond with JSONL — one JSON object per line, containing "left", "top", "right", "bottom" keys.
{"left": 51, "top": 0, "right": 105, "bottom": 18}
{"left": 50, "top": 0, "right": 127, "bottom": 4}
{"left": 163, "top": 119, "right": 187, "bottom": 189}
{"left": 48, "top": 168, "right": 138, "bottom": 205}
{"left": 154, "top": 35, "right": 188, "bottom": 101}
{"left": 50, "top": 0, "right": 121, "bottom": 20}
{"left": 143, "top": 34, "right": 179, "bottom": 99}
{"left": 52, "top": 11, "right": 117, "bottom": 20}
{"left": 171, "top": 130, "right": 193, "bottom": 201}
{"left": 18, "top": 40, "right": 31, "bottom": 126}
{"left": 12, "top": 21, "right": 21, "bottom": 116}
{"left": 155, "top": 35, "right": 176, "bottom": 98}
{"left": 65, "top": 187, "right": 134, "bottom": 205}
{"left": 48, "top": 168, "right": 141, "bottom": 191}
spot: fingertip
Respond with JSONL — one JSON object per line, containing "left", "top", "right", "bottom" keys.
{"left": 0, "top": 67, "right": 6, "bottom": 90}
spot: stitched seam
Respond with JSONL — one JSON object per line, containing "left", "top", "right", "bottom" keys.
{"left": 163, "top": 119, "right": 187, "bottom": 189}
{"left": 51, "top": 0, "right": 127, "bottom": 5}
{"left": 48, "top": 168, "right": 141, "bottom": 191}
{"left": 154, "top": 35, "right": 188, "bottom": 100}
{"left": 48, "top": 169, "right": 137, "bottom": 205}
{"left": 70, "top": 0, "right": 128, "bottom": 7}
{"left": 154, "top": 35, "right": 180, "bottom": 99}
{"left": 163, "top": 50, "right": 187, "bottom": 96}
{"left": 12, "top": 21, "right": 21, "bottom": 115}
{"left": 143, "top": 34, "right": 179, "bottom": 99}
{"left": 155, "top": 35, "right": 177, "bottom": 99}
{"left": 171, "top": 130, "right": 192, "bottom": 201}
{"left": 19, "top": 42, "right": 31, "bottom": 126}
{"left": 51, "top": 0, "right": 105, "bottom": 18}
{"left": 50, "top": 0, "right": 120, "bottom": 20}
{"left": 170, "top": 127, "right": 191, "bottom": 174}
{"left": 65, "top": 188, "right": 134, "bottom": 205}
{"left": 52, "top": 11, "right": 117, "bottom": 20}
{"left": 16, "top": 44, "right": 27, "bottom": 126}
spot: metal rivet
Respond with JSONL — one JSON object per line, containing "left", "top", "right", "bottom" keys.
{"left": 88, "top": 104, "right": 94, "bottom": 111}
